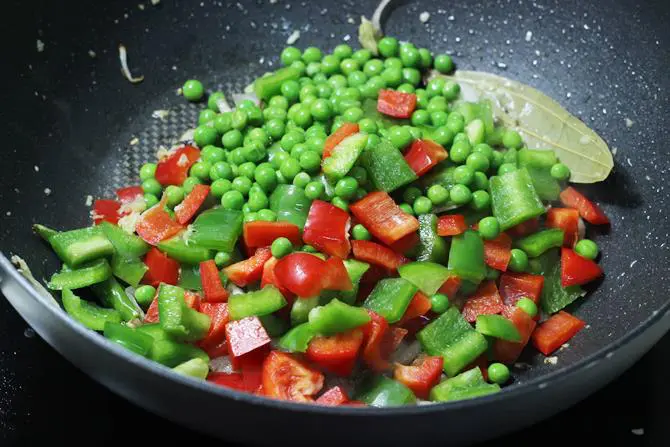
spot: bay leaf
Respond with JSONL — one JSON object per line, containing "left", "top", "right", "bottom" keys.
{"left": 432, "top": 70, "right": 614, "bottom": 183}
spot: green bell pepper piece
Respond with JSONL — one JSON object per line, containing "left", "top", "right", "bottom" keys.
{"left": 158, "top": 284, "right": 211, "bottom": 342}
{"left": 475, "top": 314, "right": 522, "bottom": 342}
{"left": 173, "top": 358, "right": 210, "bottom": 379}
{"left": 357, "top": 376, "right": 417, "bottom": 407}
{"left": 99, "top": 221, "right": 149, "bottom": 258}
{"left": 363, "top": 278, "right": 418, "bottom": 324}
{"left": 458, "top": 279, "right": 480, "bottom": 297}
{"left": 417, "top": 307, "right": 488, "bottom": 376}
{"left": 503, "top": 148, "right": 518, "bottom": 165}
{"left": 110, "top": 254, "right": 148, "bottom": 288}
{"left": 150, "top": 339, "right": 209, "bottom": 367}
{"left": 189, "top": 208, "right": 244, "bottom": 253}
{"left": 362, "top": 98, "right": 408, "bottom": 129}
{"left": 259, "top": 314, "right": 289, "bottom": 337}
{"left": 270, "top": 184, "right": 313, "bottom": 230}
{"left": 486, "top": 127, "right": 505, "bottom": 147}
{"left": 398, "top": 261, "right": 451, "bottom": 296}
{"left": 33, "top": 223, "right": 58, "bottom": 241}
{"left": 360, "top": 138, "right": 417, "bottom": 193}
{"left": 103, "top": 321, "right": 154, "bottom": 356}
{"left": 228, "top": 286, "right": 287, "bottom": 320}
{"left": 320, "top": 259, "right": 370, "bottom": 306}
{"left": 291, "top": 296, "right": 320, "bottom": 326}
{"left": 489, "top": 168, "right": 546, "bottom": 231}
{"left": 518, "top": 149, "right": 560, "bottom": 200}
{"left": 322, "top": 132, "right": 368, "bottom": 181}
{"left": 517, "top": 148, "right": 557, "bottom": 168}
{"left": 47, "top": 226, "right": 114, "bottom": 267}
{"left": 479, "top": 100, "right": 495, "bottom": 135}
{"left": 455, "top": 102, "right": 480, "bottom": 124}
{"left": 418, "top": 161, "right": 456, "bottom": 191}
{"left": 135, "top": 323, "right": 168, "bottom": 340}
{"left": 448, "top": 230, "right": 486, "bottom": 284}
{"left": 308, "top": 299, "right": 371, "bottom": 336}
{"left": 516, "top": 229, "right": 564, "bottom": 258}
{"left": 48, "top": 258, "right": 112, "bottom": 290}
{"left": 532, "top": 249, "right": 586, "bottom": 314}
{"left": 254, "top": 67, "right": 301, "bottom": 100}
{"left": 91, "top": 276, "right": 142, "bottom": 321}
{"left": 278, "top": 323, "right": 316, "bottom": 353}
{"left": 178, "top": 263, "right": 202, "bottom": 291}
{"left": 430, "top": 368, "right": 500, "bottom": 402}
{"left": 417, "top": 214, "right": 449, "bottom": 264}
{"left": 158, "top": 234, "right": 214, "bottom": 264}
{"left": 61, "top": 288, "right": 121, "bottom": 331}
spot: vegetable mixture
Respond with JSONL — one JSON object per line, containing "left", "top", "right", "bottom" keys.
{"left": 34, "top": 32, "right": 611, "bottom": 407}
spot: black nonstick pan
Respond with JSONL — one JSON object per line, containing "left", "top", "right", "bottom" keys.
{"left": 1, "top": 0, "right": 669, "bottom": 445}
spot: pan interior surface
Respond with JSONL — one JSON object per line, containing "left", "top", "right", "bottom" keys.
{"left": 1, "top": 0, "right": 669, "bottom": 414}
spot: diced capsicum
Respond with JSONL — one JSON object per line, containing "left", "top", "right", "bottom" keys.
{"left": 178, "top": 263, "right": 203, "bottom": 291}
{"left": 259, "top": 314, "right": 288, "bottom": 337}
{"left": 306, "top": 329, "right": 364, "bottom": 376}
{"left": 532, "top": 249, "right": 585, "bottom": 314}
{"left": 398, "top": 291, "right": 432, "bottom": 325}
{"left": 417, "top": 213, "right": 448, "bottom": 264}
{"left": 438, "top": 275, "right": 462, "bottom": 298}
{"left": 323, "top": 122, "right": 360, "bottom": 158}
{"left": 33, "top": 223, "right": 58, "bottom": 241}
{"left": 308, "top": 299, "right": 371, "bottom": 336}
{"left": 224, "top": 247, "right": 273, "bottom": 287}
{"left": 545, "top": 208, "right": 580, "bottom": 246}
{"left": 437, "top": 214, "right": 467, "bottom": 236}
{"left": 189, "top": 207, "right": 243, "bottom": 252}
{"left": 561, "top": 247, "right": 603, "bottom": 287}
{"left": 321, "top": 257, "right": 354, "bottom": 292}
{"left": 518, "top": 149, "right": 561, "bottom": 201}
{"left": 273, "top": 252, "right": 326, "bottom": 297}
{"left": 155, "top": 145, "right": 200, "bottom": 186}
{"left": 174, "top": 184, "right": 211, "bottom": 225}
{"left": 483, "top": 232, "right": 513, "bottom": 272}
{"left": 254, "top": 67, "right": 302, "bottom": 100}
{"left": 302, "top": 200, "right": 351, "bottom": 258}
{"left": 243, "top": 221, "right": 301, "bottom": 249}
{"left": 461, "top": 280, "right": 504, "bottom": 323}
{"left": 398, "top": 261, "right": 452, "bottom": 296}
{"left": 430, "top": 367, "right": 500, "bottom": 402}
{"left": 135, "top": 197, "right": 185, "bottom": 245}
{"left": 531, "top": 311, "right": 586, "bottom": 355}
{"left": 92, "top": 199, "right": 121, "bottom": 225}
{"left": 157, "top": 233, "right": 214, "bottom": 264}
{"left": 48, "top": 259, "right": 113, "bottom": 290}
{"left": 376, "top": 89, "right": 417, "bottom": 119}
{"left": 278, "top": 322, "right": 317, "bottom": 353}
{"left": 350, "top": 191, "right": 419, "bottom": 245}
{"left": 404, "top": 139, "right": 448, "bottom": 176}
{"left": 116, "top": 185, "right": 144, "bottom": 203}
{"left": 492, "top": 306, "right": 537, "bottom": 364}
{"left": 103, "top": 321, "right": 154, "bottom": 357}
{"left": 448, "top": 230, "right": 486, "bottom": 284}
{"left": 61, "top": 288, "right": 121, "bottom": 331}
{"left": 352, "top": 240, "right": 405, "bottom": 271}
{"left": 262, "top": 350, "right": 324, "bottom": 402}
{"left": 228, "top": 285, "right": 287, "bottom": 320}
{"left": 489, "top": 168, "right": 546, "bottom": 231}
{"left": 158, "top": 284, "right": 211, "bottom": 342}
{"left": 322, "top": 133, "right": 368, "bottom": 181}
{"left": 319, "top": 259, "right": 369, "bottom": 306}
{"left": 363, "top": 278, "right": 418, "bottom": 324}
{"left": 225, "top": 317, "right": 271, "bottom": 369}
{"left": 269, "top": 185, "right": 313, "bottom": 230}
{"left": 142, "top": 247, "right": 179, "bottom": 286}
{"left": 417, "top": 307, "right": 488, "bottom": 376}
{"left": 316, "top": 386, "right": 350, "bottom": 406}
{"left": 138, "top": 324, "right": 210, "bottom": 367}
{"left": 110, "top": 255, "right": 148, "bottom": 287}
{"left": 516, "top": 229, "right": 564, "bottom": 258}
{"left": 99, "top": 221, "right": 149, "bottom": 258}
{"left": 357, "top": 376, "right": 416, "bottom": 407}
{"left": 173, "top": 358, "right": 210, "bottom": 379}
{"left": 91, "top": 276, "right": 142, "bottom": 321}
{"left": 507, "top": 216, "right": 541, "bottom": 238}
{"left": 196, "top": 302, "right": 230, "bottom": 358}
{"left": 47, "top": 226, "right": 114, "bottom": 267}
{"left": 199, "top": 259, "right": 229, "bottom": 302}
{"left": 476, "top": 314, "right": 522, "bottom": 342}
{"left": 499, "top": 272, "right": 545, "bottom": 306}
{"left": 360, "top": 138, "right": 418, "bottom": 193}
{"left": 394, "top": 356, "right": 444, "bottom": 399}
{"left": 559, "top": 186, "right": 609, "bottom": 225}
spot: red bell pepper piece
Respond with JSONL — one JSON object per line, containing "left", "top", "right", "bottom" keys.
{"left": 352, "top": 240, "right": 407, "bottom": 271}
{"left": 316, "top": 386, "right": 350, "bottom": 406}
{"left": 302, "top": 200, "right": 351, "bottom": 258}
{"left": 438, "top": 275, "right": 462, "bottom": 298}
{"left": 223, "top": 247, "right": 273, "bottom": 287}
{"left": 321, "top": 257, "right": 354, "bottom": 291}
{"left": 142, "top": 247, "right": 179, "bottom": 287}
{"left": 243, "top": 221, "right": 301, "bottom": 249}
{"left": 273, "top": 252, "right": 327, "bottom": 298}
{"left": 360, "top": 310, "right": 405, "bottom": 372}
{"left": 377, "top": 89, "right": 417, "bottom": 119}
{"left": 388, "top": 232, "right": 420, "bottom": 256}
{"left": 135, "top": 196, "right": 184, "bottom": 245}
{"left": 260, "top": 256, "right": 292, "bottom": 297}
{"left": 306, "top": 329, "right": 364, "bottom": 376}
{"left": 559, "top": 187, "right": 609, "bottom": 225}
{"left": 404, "top": 139, "right": 448, "bottom": 176}
{"left": 115, "top": 186, "right": 144, "bottom": 204}
{"left": 155, "top": 145, "right": 201, "bottom": 186}
{"left": 92, "top": 199, "right": 121, "bottom": 225}
{"left": 262, "top": 351, "right": 324, "bottom": 402}
{"left": 493, "top": 306, "right": 537, "bottom": 364}
{"left": 225, "top": 316, "right": 271, "bottom": 369}
{"left": 174, "top": 184, "right": 210, "bottom": 225}
{"left": 322, "top": 122, "right": 360, "bottom": 159}
{"left": 483, "top": 232, "right": 513, "bottom": 272}
{"left": 560, "top": 247, "right": 603, "bottom": 287}
{"left": 350, "top": 192, "right": 419, "bottom": 246}
{"left": 532, "top": 311, "right": 586, "bottom": 355}
{"left": 507, "top": 217, "right": 540, "bottom": 238}
{"left": 545, "top": 208, "right": 579, "bottom": 246}
{"left": 499, "top": 272, "right": 545, "bottom": 306}
{"left": 462, "top": 281, "right": 504, "bottom": 323}
{"left": 465, "top": 354, "right": 490, "bottom": 381}
{"left": 398, "top": 291, "right": 432, "bottom": 325}
{"left": 199, "top": 260, "right": 229, "bottom": 303}
{"left": 393, "top": 356, "right": 444, "bottom": 400}
{"left": 144, "top": 289, "right": 200, "bottom": 323}
{"left": 197, "top": 302, "right": 230, "bottom": 357}
{"left": 437, "top": 214, "right": 467, "bottom": 237}
{"left": 208, "top": 372, "right": 256, "bottom": 393}
{"left": 389, "top": 327, "right": 408, "bottom": 351}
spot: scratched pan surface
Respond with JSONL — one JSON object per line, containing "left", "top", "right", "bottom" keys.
{"left": 0, "top": 0, "right": 669, "bottom": 445}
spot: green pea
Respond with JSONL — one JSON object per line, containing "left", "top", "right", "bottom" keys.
{"left": 430, "top": 293, "right": 450, "bottom": 313}
{"left": 551, "top": 163, "right": 571, "bottom": 181}
{"left": 366, "top": 134, "right": 381, "bottom": 150}
{"left": 304, "top": 181, "right": 325, "bottom": 200}
{"left": 182, "top": 79, "right": 204, "bottom": 102}
{"left": 263, "top": 119, "right": 285, "bottom": 141}
{"left": 470, "top": 173, "right": 488, "bottom": 192}
{"left": 280, "top": 80, "right": 300, "bottom": 102}
{"left": 352, "top": 224, "right": 371, "bottom": 241}
{"left": 334, "top": 177, "right": 358, "bottom": 200}
{"left": 164, "top": 185, "right": 184, "bottom": 207}
{"left": 478, "top": 217, "right": 500, "bottom": 240}
{"left": 245, "top": 107, "right": 263, "bottom": 126}
{"left": 508, "top": 249, "right": 529, "bottom": 272}
{"left": 199, "top": 109, "right": 217, "bottom": 125}
{"left": 144, "top": 193, "right": 159, "bottom": 208}
{"left": 449, "top": 142, "right": 472, "bottom": 164}
{"left": 248, "top": 189, "right": 269, "bottom": 212}
{"left": 230, "top": 110, "right": 248, "bottom": 131}
{"left": 470, "top": 190, "right": 491, "bottom": 211}
{"left": 431, "top": 127, "right": 454, "bottom": 146}
{"left": 381, "top": 67, "right": 403, "bottom": 87}
{"left": 427, "top": 184, "right": 449, "bottom": 205}
{"left": 270, "top": 150, "right": 290, "bottom": 170}
{"left": 312, "top": 72, "right": 328, "bottom": 84}
{"left": 182, "top": 176, "right": 202, "bottom": 194}
{"left": 252, "top": 166, "right": 275, "bottom": 194}
{"left": 575, "top": 239, "right": 599, "bottom": 260}
{"left": 302, "top": 46, "right": 323, "bottom": 63}
{"left": 133, "top": 285, "right": 156, "bottom": 309}
{"left": 384, "top": 57, "right": 403, "bottom": 70}
{"left": 237, "top": 99, "right": 256, "bottom": 111}
{"left": 189, "top": 161, "right": 210, "bottom": 181}
{"left": 389, "top": 126, "right": 413, "bottom": 150}
{"left": 232, "top": 176, "right": 253, "bottom": 196}
{"left": 453, "top": 165, "right": 475, "bottom": 185}
{"left": 307, "top": 99, "right": 330, "bottom": 122}
{"left": 236, "top": 161, "right": 255, "bottom": 180}
{"left": 289, "top": 143, "right": 307, "bottom": 161}
{"left": 347, "top": 71, "right": 367, "bottom": 88}
{"left": 377, "top": 37, "right": 399, "bottom": 57}
{"left": 268, "top": 237, "right": 293, "bottom": 259}
{"left": 345, "top": 167, "right": 367, "bottom": 188}
{"left": 450, "top": 184, "right": 472, "bottom": 205}
{"left": 257, "top": 209, "right": 277, "bottom": 222}
{"left": 413, "top": 196, "right": 433, "bottom": 215}
{"left": 222, "top": 129, "right": 243, "bottom": 150}
{"left": 516, "top": 297, "right": 538, "bottom": 318}
{"left": 415, "top": 90, "right": 430, "bottom": 109}
{"left": 342, "top": 107, "right": 364, "bottom": 123}
{"left": 446, "top": 117, "right": 465, "bottom": 134}
{"left": 352, "top": 49, "right": 372, "bottom": 65}
{"left": 339, "top": 58, "right": 359, "bottom": 76}
{"left": 280, "top": 157, "right": 301, "bottom": 181}
{"left": 430, "top": 111, "right": 449, "bottom": 127}
{"left": 403, "top": 186, "right": 423, "bottom": 204}
{"left": 141, "top": 178, "right": 162, "bottom": 196}
{"left": 487, "top": 363, "right": 510, "bottom": 385}
{"left": 443, "top": 80, "right": 460, "bottom": 100}
{"left": 200, "top": 145, "right": 224, "bottom": 164}
{"left": 418, "top": 48, "right": 433, "bottom": 69}
{"left": 139, "top": 163, "right": 157, "bottom": 181}
{"left": 396, "top": 83, "right": 415, "bottom": 93}
{"left": 305, "top": 62, "right": 321, "bottom": 77}
{"left": 331, "top": 197, "right": 349, "bottom": 212}
{"left": 268, "top": 96, "right": 288, "bottom": 109}
{"left": 434, "top": 54, "right": 454, "bottom": 74}
{"left": 194, "top": 126, "right": 218, "bottom": 147}
{"left": 214, "top": 251, "right": 232, "bottom": 268}
{"left": 399, "top": 203, "right": 414, "bottom": 216}
{"left": 210, "top": 179, "right": 232, "bottom": 198}
{"left": 220, "top": 190, "right": 244, "bottom": 210}
{"left": 486, "top": 266, "right": 501, "bottom": 281}
{"left": 321, "top": 55, "right": 341, "bottom": 75}
{"left": 355, "top": 118, "right": 376, "bottom": 134}
{"left": 281, "top": 46, "right": 302, "bottom": 66}
{"left": 466, "top": 152, "right": 490, "bottom": 172}
{"left": 400, "top": 47, "right": 420, "bottom": 68}
{"left": 498, "top": 163, "right": 517, "bottom": 176}
{"left": 229, "top": 148, "right": 246, "bottom": 165}
{"left": 296, "top": 151, "right": 319, "bottom": 174}
{"left": 243, "top": 212, "right": 257, "bottom": 223}
{"left": 427, "top": 78, "right": 446, "bottom": 98}
{"left": 363, "top": 59, "right": 385, "bottom": 77}
{"left": 409, "top": 109, "right": 430, "bottom": 127}
{"left": 209, "top": 161, "right": 233, "bottom": 181}
{"left": 502, "top": 130, "right": 523, "bottom": 149}
{"left": 293, "top": 107, "right": 313, "bottom": 129}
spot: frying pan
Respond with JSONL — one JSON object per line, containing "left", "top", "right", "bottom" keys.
{"left": 1, "top": 0, "right": 669, "bottom": 445}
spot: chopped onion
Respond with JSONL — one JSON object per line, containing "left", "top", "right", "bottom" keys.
{"left": 227, "top": 283, "right": 245, "bottom": 296}
{"left": 177, "top": 128, "right": 195, "bottom": 143}
{"left": 118, "top": 44, "right": 145, "bottom": 84}
{"left": 286, "top": 30, "right": 301, "bottom": 45}
{"left": 210, "top": 356, "right": 234, "bottom": 373}
{"left": 371, "top": 0, "right": 392, "bottom": 31}
{"left": 232, "top": 92, "right": 260, "bottom": 106}
{"left": 10, "top": 255, "right": 59, "bottom": 307}
{"left": 151, "top": 109, "right": 170, "bottom": 121}
{"left": 216, "top": 96, "right": 233, "bottom": 113}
